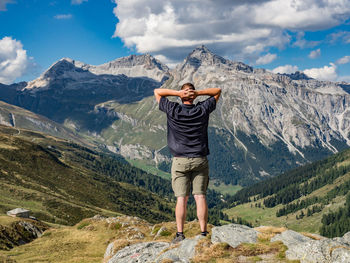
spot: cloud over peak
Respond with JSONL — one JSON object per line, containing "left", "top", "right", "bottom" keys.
{"left": 303, "top": 63, "right": 338, "bottom": 81}
{"left": 256, "top": 53, "right": 277, "bottom": 65}
{"left": 0, "top": 37, "right": 30, "bottom": 84}
{"left": 112, "top": 0, "right": 350, "bottom": 64}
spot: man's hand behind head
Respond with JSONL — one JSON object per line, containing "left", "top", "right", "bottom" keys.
{"left": 179, "top": 88, "right": 196, "bottom": 101}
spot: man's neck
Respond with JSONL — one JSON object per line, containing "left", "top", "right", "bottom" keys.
{"left": 183, "top": 101, "right": 193, "bottom": 105}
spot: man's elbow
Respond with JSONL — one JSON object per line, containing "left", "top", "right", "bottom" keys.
{"left": 154, "top": 89, "right": 161, "bottom": 103}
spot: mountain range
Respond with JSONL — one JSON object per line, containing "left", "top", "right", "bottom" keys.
{"left": 0, "top": 45, "right": 349, "bottom": 185}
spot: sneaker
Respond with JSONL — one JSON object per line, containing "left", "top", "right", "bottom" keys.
{"left": 201, "top": 231, "right": 209, "bottom": 237}
{"left": 172, "top": 232, "right": 185, "bottom": 244}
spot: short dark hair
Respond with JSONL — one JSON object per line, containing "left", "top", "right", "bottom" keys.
{"left": 181, "top": 83, "right": 195, "bottom": 90}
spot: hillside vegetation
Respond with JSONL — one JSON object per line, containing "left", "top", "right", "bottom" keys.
{"left": 225, "top": 148, "right": 350, "bottom": 235}
{"left": 0, "top": 124, "right": 174, "bottom": 225}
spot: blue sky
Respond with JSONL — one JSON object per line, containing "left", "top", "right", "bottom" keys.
{"left": 0, "top": 0, "right": 349, "bottom": 84}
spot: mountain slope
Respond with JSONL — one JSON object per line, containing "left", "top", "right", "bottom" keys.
{"left": 0, "top": 55, "right": 169, "bottom": 133}
{"left": 0, "top": 46, "right": 349, "bottom": 186}
{"left": 224, "top": 148, "right": 350, "bottom": 233}
{"left": 0, "top": 100, "right": 94, "bottom": 147}
{"left": 0, "top": 124, "right": 174, "bottom": 225}
{"left": 92, "top": 46, "right": 350, "bottom": 185}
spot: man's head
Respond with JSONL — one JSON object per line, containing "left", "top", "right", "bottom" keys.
{"left": 181, "top": 83, "right": 195, "bottom": 91}
{"left": 181, "top": 83, "right": 195, "bottom": 104}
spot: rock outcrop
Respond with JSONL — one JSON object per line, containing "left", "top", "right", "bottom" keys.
{"left": 272, "top": 229, "right": 350, "bottom": 263}
{"left": 211, "top": 223, "right": 258, "bottom": 248}
{"left": 99, "top": 215, "right": 350, "bottom": 263}
{"left": 0, "top": 219, "right": 49, "bottom": 250}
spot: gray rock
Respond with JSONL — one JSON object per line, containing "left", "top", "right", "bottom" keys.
{"left": 343, "top": 232, "right": 350, "bottom": 243}
{"left": 155, "top": 235, "right": 202, "bottom": 263}
{"left": 334, "top": 231, "right": 350, "bottom": 246}
{"left": 270, "top": 230, "right": 312, "bottom": 247}
{"left": 108, "top": 241, "right": 169, "bottom": 263}
{"left": 91, "top": 214, "right": 106, "bottom": 221}
{"left": 18, "top": 221, "right": 43, "bottom": 238}
{"left": 211, "top": 224, "right": 258, "bottom": 248}
{"left": 272, "top": 230, "right": 350, "bottom": 263}
{"left": 331, "top": 247, "right": 350, "bottom": 263}
{"left": 104, "top": 241, "right": 115, "bottom": 259}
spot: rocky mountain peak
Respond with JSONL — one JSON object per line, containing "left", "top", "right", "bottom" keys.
{"left": 184, "top": 45, "right": 228, "bottom": 68}
{"left": 94, "top": 53, "right": 170, "bottom": 83}
{"left": 23, "top": 53, "right": 170, "bottom": 91}
{"left": 283, "top": 71, "right": 312, "bottom": 81}
{"left": 42, "top": 58, "right": 86, "bottom": 78}
{"left": 99, "top": 54, "right": 169, "bottom": 75}
{"left": 176, "top": 45, "right": 253, "bottom": 75}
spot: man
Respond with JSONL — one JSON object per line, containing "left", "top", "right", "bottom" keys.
{"left": 154, "top": 83, "right": 221, "bottom": 243}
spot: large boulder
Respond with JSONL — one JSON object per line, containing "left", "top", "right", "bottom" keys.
{"left": 272, "top": 230, "right": 350, "bottom": 263}
{"left": 107, "top": 241, "right": 169, "bottom": 263}
{"left": 211, "top": 224, "right": 258, "bottom": 248}
{"left": 155, "top": 235, "right": 202, "bottom": 263}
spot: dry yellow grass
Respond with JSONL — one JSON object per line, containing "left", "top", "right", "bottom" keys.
{"left": 192, "top": 237, "right": 292, "bottom": 263}
{"left": 1, "top": 217, "right": 121, "bottom": 262}
{"left": 255, "top": 226, "right": 287, "bottom": 241}
{"left": 300, "top": 232, "right": 323, "bottom": 240}
{"left": 193, "top": 238, "right": 233, "bottom": 262}
{"left": 0, "top": 215, "right": 22, "bottom": 227}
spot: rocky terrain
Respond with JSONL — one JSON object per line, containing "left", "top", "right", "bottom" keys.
{"left": 3, "top": 214, "right": 349, "bottom": 262}
{"left": 0, "top": 46, "right": 349, "bottom": 185}
{"left": 0, "top": 216, "right": 49, "bottom": 251}
{"left": 99, "top": 215, "right": 350, "bottom": 263}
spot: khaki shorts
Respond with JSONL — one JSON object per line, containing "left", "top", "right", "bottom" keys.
{"left": 171, "top": 156, "right": 209, "bottom": 197}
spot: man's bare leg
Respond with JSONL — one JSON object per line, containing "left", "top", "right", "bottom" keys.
{"left": 194, "top": 194, "right": 208, "bottom": 232}
{"left": 176, "top": 196, "right": 189, "bottom": 232}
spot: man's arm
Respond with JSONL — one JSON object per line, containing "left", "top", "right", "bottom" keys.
{"left": 154, "top": 88, "right": 192, "bottom": 103}
{"left": 195, "top": 88, "right": 221, "bottom": 102}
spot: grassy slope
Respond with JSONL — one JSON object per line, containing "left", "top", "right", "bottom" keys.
{"left": 0, "top": 124, "right": 174, "bottom": 226}
{"left": 225, "top": 150, "right": 350, "bottom": 233}
{"left": 0, "top": 100, "right": 94, "bottom": 148}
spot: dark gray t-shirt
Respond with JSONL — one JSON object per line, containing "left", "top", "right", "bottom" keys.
{"left": 159, "top": 96, "right": 216, "bottom": 157}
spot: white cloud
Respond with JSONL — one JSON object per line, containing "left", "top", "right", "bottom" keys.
{"left": 272, "top": 65, "right": 299, "bottom": 74}
{"left": 256, "top": 53, "right": 277, "bottom": 65}
{"left": 112, "top": 0, "right": 350, "bottom": 63}
{"left": 154, "top": 55, "right": 177, "bottom": 69}
{"left": 336, "top": 56, "right": 350, "bottom": 65}
{"left": 303, "top": 63, "right": 338, "bottom": 81}
{"left": 0, "top": 0, "right": 14, "bottom": 11}
{"left": 308, "top": 48, "right": 321, "bottom": 59}
{"left": 293, "top": 32, "right": 320, "bottom": 48}
{"left": 328, "top": 31, "right": 350, "bottom": 44}
{"left": 0, "top": 37, "right": 30, "bottom": 84}
{"left": 338, "top": 75, "right": 350, "bottom": 83}
{"left": 71, "top": 0, "right": 87, "bottom": 5}
{"left": 54, "top": 14, "right": 72, "bottom": 19}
